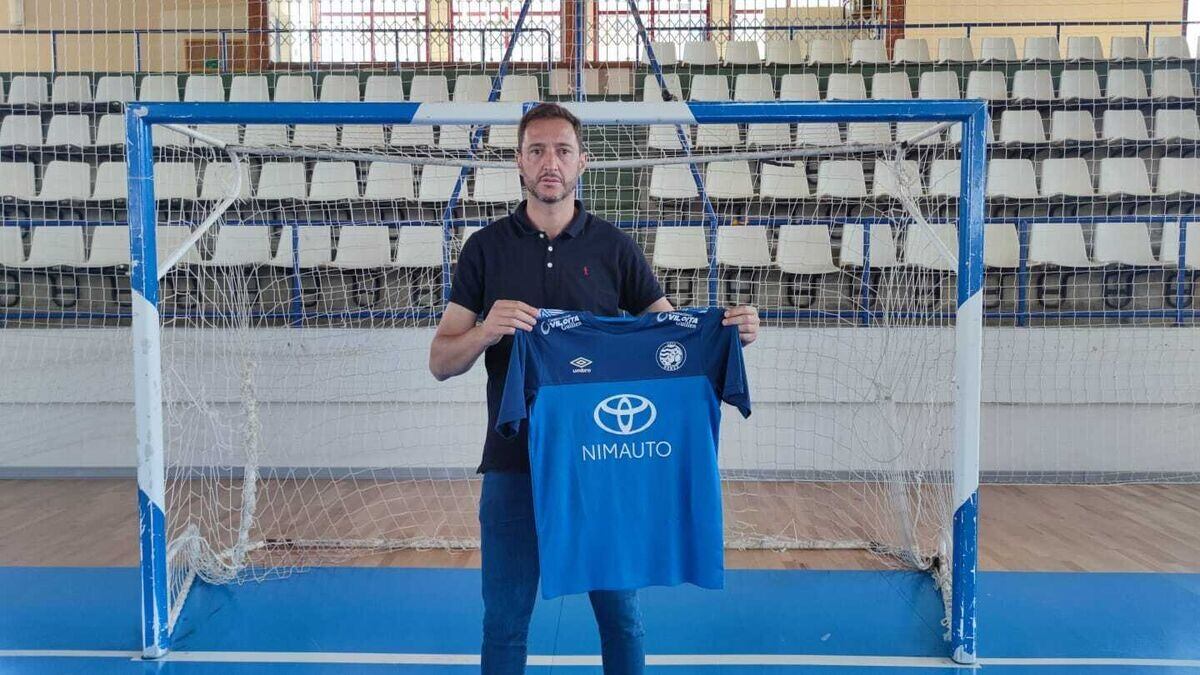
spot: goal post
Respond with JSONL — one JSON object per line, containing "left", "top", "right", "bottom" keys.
{"left": 126, "top": 99, "right": 987, "bottom": 662}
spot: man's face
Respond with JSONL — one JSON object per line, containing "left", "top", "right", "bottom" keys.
{"left": 516, "top": 118, "right": 587, "bottom": 205}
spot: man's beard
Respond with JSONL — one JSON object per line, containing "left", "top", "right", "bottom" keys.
{"left": 525, "top": 172, "right": 578, "bottom": 204}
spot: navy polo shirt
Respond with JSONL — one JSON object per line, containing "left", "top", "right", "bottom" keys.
{"left": 448, "top": 199, "right": 665, "bottom": 474}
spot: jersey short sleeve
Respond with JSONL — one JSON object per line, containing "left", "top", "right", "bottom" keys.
{"left": 709, "top": 320, "right": 752, "bottom": 419}
{"left": 495, "top": 329, "right": 536, "bottom": 440}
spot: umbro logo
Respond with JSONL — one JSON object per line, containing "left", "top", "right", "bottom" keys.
{"left": 570, "top": 356, "right": 593, "bottom": 373}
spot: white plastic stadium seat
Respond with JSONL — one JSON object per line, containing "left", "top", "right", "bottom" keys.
{"left": 849, "top": 39, "right": 887, "bottom": 64}
{"left": 764, "top": 39, "right": 807, "bottom": 65}
{"left": 1011, "top": 70, "right": 1054, "bottom": 101}
{"left": 604, "top": 68, "right": 632, "bottom": 96}
{"left": 340, "top": 124, "right": 385, "bottom": 148}
{"left": 775, "top": 225, "right": 838, "bottom": 274}
{"left": 734, "top": 74, "right": 775, "bottom": 101}
{"left": 184, "top": 75, "right": 224, "bottom": 102}
{"left": 704, "top": 161, "right": 755, "bottom": 199}
{"left": 274, "top": 75, "right": 315, "bottom": 101}
{"left": 500, "top": 74, "right": 540, "bottom": 102}
{"left": 846, "top": 122, "right": 890, "bottom": 145}
{"left": 871, "top": 72, "right": 912, "bottom": 100}
{"left": 641, "top": 42, "right": 678, "bottom": 66}
{"left": 292, "top": 124, "right": 338, "bottom": 146}
{"left": 839, "top": 222, "right": 898, "bottom": 268}
{"left": 8, "top": 75, "right": 47, "bottom": 104}
{"left": 1097, "top": 157, "right": 1153, "bottom": 197}
{"left": 649, "top": 165, "right": 700, "bottom": 200}
{"left": 681, "top": 41, "right": 720, "bottom": 65}
{"left": 652, "top": 226, "right": 707, "bottom": 270}
{"left": 406, "top": 75, "right": 448, "bottom": 102}
{"left": 366, "top": 75, "right": 407, "bottom": 101}
{"left": 1154, "top": 109, "right": 1200, "bottom": 140}
{"left": 229, "top": 75, "right": 269, "bottom": 102}
{"left": 139, "top": 75, "right": 180, "bottom": 101}
{"left": 985, "top": 223, "right": 1021, "bottom": 269}
{"left": 642, "top": 74, "right": 684, "bottom": 102}
{"left": 1153, "top": 36, "right": 1191, "bottom": 59}
{"left": 1040, "top": 158, "right": 1095, "bottom": 197}
{"left": 1049, "top": 111, "right": 1096, "bottom": 142}
{"left": 86, "top": 226, "right": 131, "bottom": 267}
{"left": 417, "top": 165, "right": 462, "bottom": 202}
{"left": 200, "top": 162, "right": 253, "bottom": 201}
{"left": 394, "top": 226, "right": 444, "bottom": 268}
{"left": 35, "top": 161, "right": 91, "bottom": 200}
{"left": 1024, "top": 37, "right": 1061, "bottom": 61}
{"left": 469, "top": 167, "right": 522, "bottom": 203}
{"left": 918, "top": 71, "right": 960, "bottom": 99}
{"left": 95, "top": 75, "right": 135, "bottom": 103}
{"left": 548, "top": 69, "right": 600, "bottom": 96}
{"left": 332, "top": 226, "right": 392, "bottom": 268}
{"left": 980, "top": 37, "right": 1017, "bottom": 61}
{"left": 759, "top": 163, "right": 810, "bottom": 200}
{"left": 1093, "top": 222, "right": 1159, "bottom": 266}
{"left": 90, "top": 162, "right": 128, "bottom": 201}
{"left": 241, "top": 124, "right": 288, "bottom": 146}
{"left": 716, "top": 225, "right": 770, "bottom": 268}
{"left": 203, "top": 226, "right": 273, "bottom": 266}
{"left": 156, "top": 225, "right": 202, "bottom": 266}
{"left": 965, "top": 71, "right": 1007, "bottom": 100}
{"left": 872, "top": 160, "right": 923, "bottom": 198}
{"left": 94, "top": 114, "right": 123, "bottom": 145}
{"left": 1151, "top": 69, "right": 1195, "bottom": 99}
{"left": 154, "top": 163, "right": 198, "bottom": 201}
{"left": 1106, "top": 69, "right": 1148, "bottom": 99}
{"left": 51, "top": 75, "right": 92, "bottom": 103}
{"left": 896, "top": 121, "right": 943, "bottom": 145}
{"left": 724, "top": 40, "right": 761, "bottom": 65}
{"left": 1067, "top": 36, "right": 1104, "bottom": 60}
{"left": 795, "top": 122, "right": 840, "bottom": 146}
{"left": 808, "top": 39, "right": 847, "bottom": 64}
{"left": 1058, "top": 70, "right": 1102, "bottom": 100}
{"left": 1160, "top": 222, "right": 1200, "bottom": 268}
{"left": 1101, "top": 110, "right": 1150, "bottom": 141}
{"left": 937, "top": 37, "right": 975, "bottom": 62}
{"left": 690, "top": 74, "right": 730, "bottom": 101}
{"left": 1152, "top": 156, "right": 1199, "bottom": 194}
{"left": 22, "top": 226, "right": 86, "bottom": 267}
{"left": 364, "top": 163, "right": 416, "bottom": 201}
{"left": 892, "top": 39, "right": 931, "bottom": 64}
{"left": 0, "top": 115, "right": 41, "bottom": 146}
{"left": 255, "top": 163, "right": 308, "bottom": 200}
{"left": 998, "top": 110, "right": 1046, "bottom": 144}
{"left": 268, "top": 225, "right": 333, "bottom": 268}
{"left": 0, "top": 226, "right": 23, "bottom": 266}
{"left": 1110, "top": 36, "right": 1148, "bottom": 60}
{"left": 1029, "top": 223, "right": 1095, "bottom": 267}
{"left": 987, "top": 159, "right": 1039, "bottom": 199}
{"left": 825, "top": 73, "right": 866, "bottom": 100}
{"left": 903, "top": 223, "right": 958, "bottom": 271}
{"left": 815, "top": 160, "right": 867, "bottom": 199}
{"left": 307, "top": 162, "right": 360, "bottom": 201}
{"left": 779, "top": 74, "right": 819, "bottom": 100}
{"left": 320, "top": 74, "right": 360, "bottom": 101}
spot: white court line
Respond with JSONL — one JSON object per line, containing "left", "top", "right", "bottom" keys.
{"left": 3, "top": 649, "right": 1200, "bottom": 669}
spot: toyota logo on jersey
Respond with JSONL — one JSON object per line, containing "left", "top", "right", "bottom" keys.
{"left": 593, "top": 394, "right": 657, "bottom": 435}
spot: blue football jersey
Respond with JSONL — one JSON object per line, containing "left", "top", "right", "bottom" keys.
{"left": 495, "top": 306, "right": 751, "bottom": 599}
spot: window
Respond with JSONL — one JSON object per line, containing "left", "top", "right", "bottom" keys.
{"left": 450, "top": 0, "right": 563, "bottom": 64}
{"left": 731, "top": 0, "right": 846, "bottom": 44}
{"left": 270, "top": 0, "right": 430, "bottom": 64}
{"left": 593, "top": 0, "right": 710, "bottom": 62}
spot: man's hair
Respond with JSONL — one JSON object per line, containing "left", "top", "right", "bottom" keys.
{"left": 517, "top": 102, "right": 584, "bottom": 152}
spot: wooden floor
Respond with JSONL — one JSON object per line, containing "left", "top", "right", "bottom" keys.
{"left": 1, "top": 479, "right": 1197, "bottom": 572}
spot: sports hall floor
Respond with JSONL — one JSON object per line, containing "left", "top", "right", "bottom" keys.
{"left": 1, "top": 480, "right": 1198, "bottom": 674}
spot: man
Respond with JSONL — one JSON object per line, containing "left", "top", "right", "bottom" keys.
{"left": 428, "top": 102, "right": 759, "bottom": 674}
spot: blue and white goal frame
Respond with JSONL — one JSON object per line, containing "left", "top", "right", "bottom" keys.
{"left": 126, "top": 99, "right": 987, "bottom": 663}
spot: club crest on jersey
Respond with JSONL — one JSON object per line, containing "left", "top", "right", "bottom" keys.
{"left": 540, "top": 312, "right": 581, "bottom": 334}
{"left": 593, "top": 394, "right": 657, "bottom": 435}
{"left": 656, "top": 341, "right": 686, "bottom": 372}
{"left": 570, "top": 357, "right": 593, "bottom": 373}
{"left": 655, "top": 311, "right": 700, "bottom": 329}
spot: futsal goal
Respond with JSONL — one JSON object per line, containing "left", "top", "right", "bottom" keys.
{"left": 126, "top": 99, "right": 987, "bottom": 663}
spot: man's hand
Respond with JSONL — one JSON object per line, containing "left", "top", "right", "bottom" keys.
{"left": 723, "top": 305, "right": 760, "bottom": 347}
{"left": 479, "top": 300, "right": 540, "bottom": 346}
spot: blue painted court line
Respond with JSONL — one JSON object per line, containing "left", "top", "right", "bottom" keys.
{"left": 1, "top": 567, "right": 1198, "bottom": 672}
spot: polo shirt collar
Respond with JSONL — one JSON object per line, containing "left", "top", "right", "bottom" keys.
{"left": 510, "top": 199, "right": 588, "bottom": 239}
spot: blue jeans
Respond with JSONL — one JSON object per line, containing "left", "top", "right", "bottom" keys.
{"left": 479, "top": 471, "right": 645, "bottom": 675}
